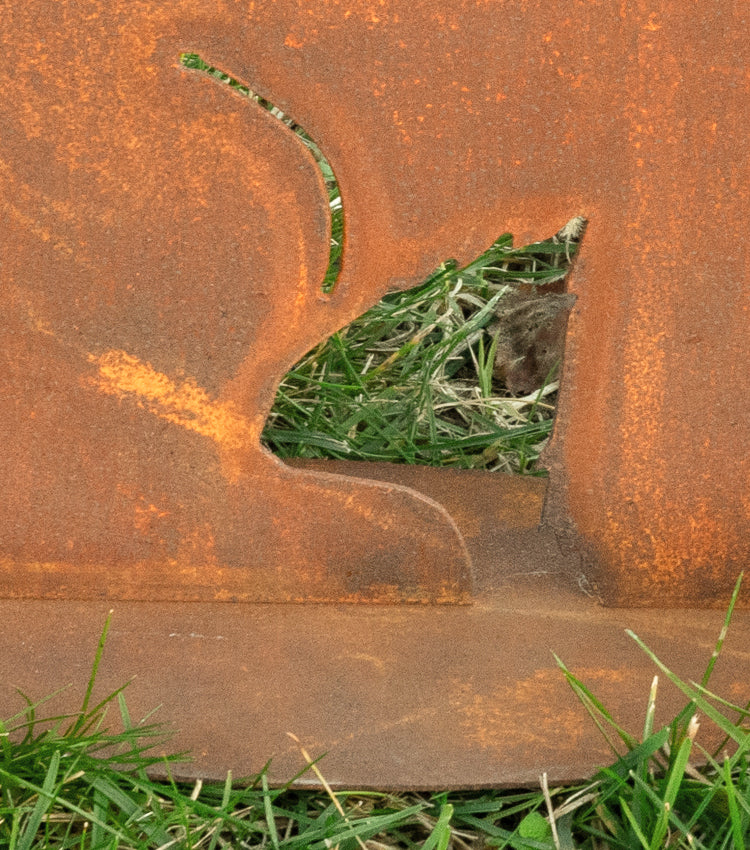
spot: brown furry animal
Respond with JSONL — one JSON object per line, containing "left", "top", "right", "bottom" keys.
{"left": 489, "top": 292, "right": 576, "bottom": 395}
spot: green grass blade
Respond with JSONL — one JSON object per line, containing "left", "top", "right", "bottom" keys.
{"left": 90, "top": 785, "right": 109, "bottom": 850}
{"left": 626, "top": 630, "right": 748, "bottom": 745}
{"left": 116, "top": 690, "right": 132, "bottom": 733}
{"left": 65, "top": 611, "right": 113, "bottom": 738}
{"left": 206, "top": 769, "right": 236, "bottom": 850}
{"left": 554, "top": 654, "right": 639, "bottom": 753}
{"left": 723, "top": 756, "right": 746, "bottom": 850}
{"left": 7, "top": 811, "right": 21, "bottom": 850}
{"left": 669, "top": 572, "right": 746, "bottom": 752}
{"left": 88, "top": 773, "right": 172, "bottom": 846}
{"left": 701, "top": 572, "right": 743, "bottom": 691}
{"left": 619, "top": 795, "right": 650, "bottom": 850}
{"left": 0, "top": 763, "right": 125, "bottom": 847}
{"left": 642, "top": 676, "right": 657, "bottom": 744}
{"left": 16, "top": 749, "right": 60, "bottom": 850}
{"left": 631, "top": 676, "right": 660, "bottom": 835}
{"left": 628, "top": 770, "right": 701, "bottom": 848}
{"left": 421, "top": 802, "right": 453, "bottom": 850}
{"left": 0, "top": 718, "right": 10, "bottom": 763}
{"left": 262, "top": 770, "right": 281, "bottom": 850}
{"left": 648, "top": 734, "right": 693, "bottom": 850}
{"left": 600, "top": 728, "right": 669, "bottom": 782}
{"left": 309, "top": 804, "right": 426, "bottom": 849}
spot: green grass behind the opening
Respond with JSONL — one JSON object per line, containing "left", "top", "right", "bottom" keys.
{"left": 264, "top": 231, "right": 577, "bottom": 475}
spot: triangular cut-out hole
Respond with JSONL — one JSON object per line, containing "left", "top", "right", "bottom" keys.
{"left": 265, "top": 217, "right": 586, "bottom": 476}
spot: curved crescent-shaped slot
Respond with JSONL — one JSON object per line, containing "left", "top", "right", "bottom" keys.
{"left": 180, "top": 53, "right": 343, "bottom": 294}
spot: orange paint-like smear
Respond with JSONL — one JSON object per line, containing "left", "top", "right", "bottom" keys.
{"left": 89, "top": 349, "right": 258, "bottom": 449}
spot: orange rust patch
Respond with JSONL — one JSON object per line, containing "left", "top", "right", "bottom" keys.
{"left": 88, "top": 349, "right": 258, "bottom": 449}
{"left": 451, "top": 667, "right": 633, "bottom": 754}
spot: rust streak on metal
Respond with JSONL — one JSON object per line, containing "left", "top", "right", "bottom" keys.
{"left": 88, "top": 349, "right": 261, "bottom": 450}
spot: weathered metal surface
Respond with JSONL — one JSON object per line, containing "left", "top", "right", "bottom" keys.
{"left": 2, "top": 0, "right": 749, "bottom": 791}
{"left": 5, "top": 592, "right": 741, "bottom": 789}
{"left": 1, "top": 1, "right": 482, "bottom": 602}
{"left": 288, "top": 460, "right": 568, "bottom": 594}
{"left": 1, "top": 462, "right": 748, "bottom": 788}
{"left": 539, "top": 4, "right": 750, "bottom": 606}
{"left": 0, "top": 464, "right": 748, "bottom": 787}
{"left": 2, "top": 3, "right": 749, "bottom": 602}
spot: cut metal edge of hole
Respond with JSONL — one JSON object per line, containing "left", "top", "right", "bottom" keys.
{"left": 179, "top": 52, "right": 343, "bottom": 294}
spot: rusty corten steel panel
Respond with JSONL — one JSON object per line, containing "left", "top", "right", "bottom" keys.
{"left": 538, "top": 4, "right": 750, "bottom": 607}
{"left": 1, "top": 464, "right": 749, "bottom": 787}
{"left": 1, "top": 0, "right": 750, "bottom": 607}
{"left": 1, "top": 592, "right": 746, "bottom": 789}
{"left": 0, "top": 1, "right": 482, "bottom": 603}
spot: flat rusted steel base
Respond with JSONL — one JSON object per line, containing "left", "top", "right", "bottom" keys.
{"left": 0, "top": 459, "right": 471, "bottom": 605}
{"left": 1, "top": 462, "right": 747, "bottom": 789}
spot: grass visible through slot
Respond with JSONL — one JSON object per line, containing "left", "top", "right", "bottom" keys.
{"left": 265, "top": 228, "right": 584, "bottom": 474}
{"left": 180, "top": 52, "right": 343, "bottom": 294}
{"left": 180, "top": 51, "right": 584, "bottom": 475}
